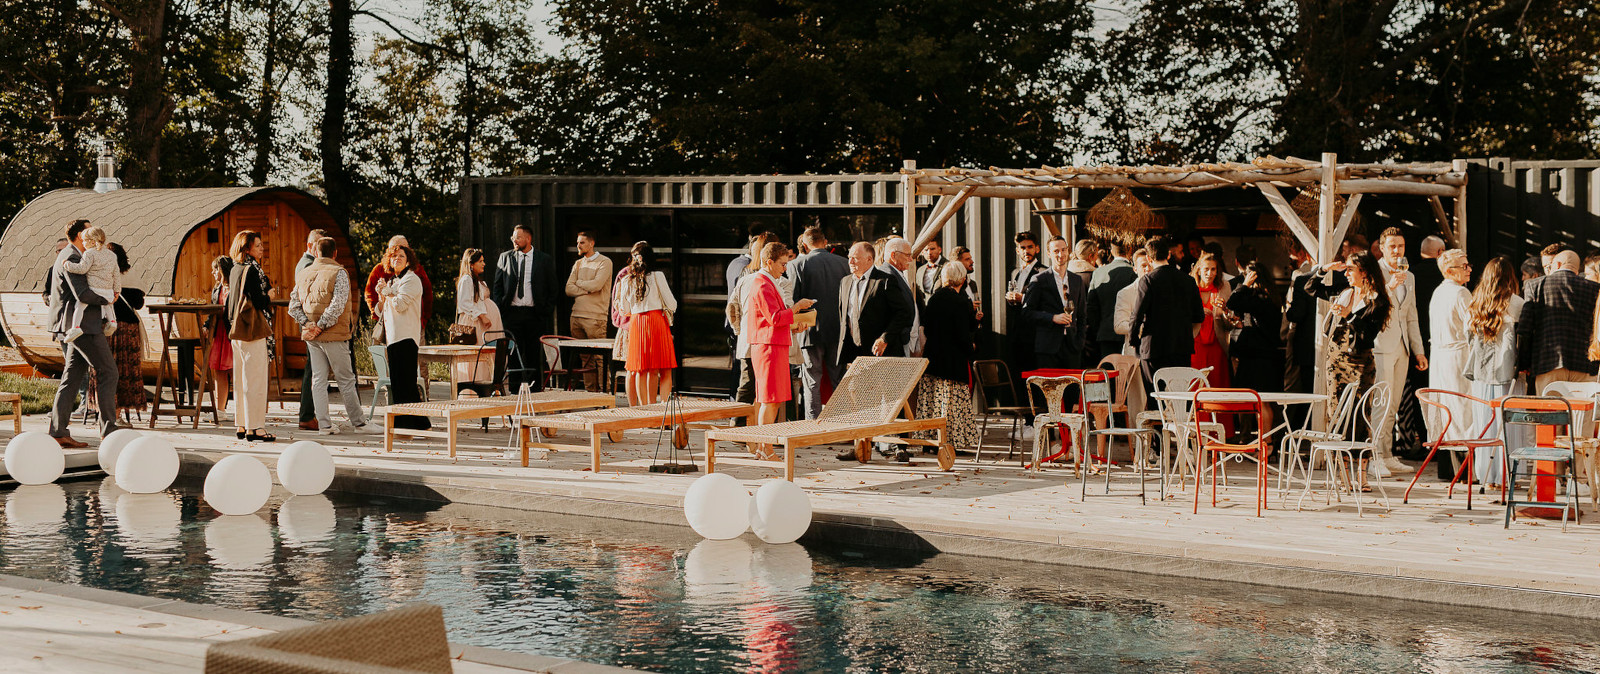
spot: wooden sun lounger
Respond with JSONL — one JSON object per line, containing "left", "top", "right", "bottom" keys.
{"left": 1, "top": 392, "right": 19, "bottom": 433}
{"left": 702, "top": 357, "right": 952, "bottom": 481}
{"left": 384, "top": 391, "right": 615, "bottom": 459}
{"left": 518, "top": 399, "right": 757, "bottom": 472}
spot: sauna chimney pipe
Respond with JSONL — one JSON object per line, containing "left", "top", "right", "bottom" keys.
{"left": 93, "top": 139, "right": 121, "bottom": 193}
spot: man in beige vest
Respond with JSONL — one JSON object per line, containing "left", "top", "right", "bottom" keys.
{"left": 290, "top": 237, "right": 369, "bottom": 434}
{"left": 564, "top": 230, "right": 613, "bottom": 390}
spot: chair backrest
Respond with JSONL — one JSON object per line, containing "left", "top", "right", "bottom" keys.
{"left": 367, "top": 345, "right": 390, "bottom": 381}
{"left": 1095, "top": 354, "right": 1140, "bottom": 407}
{"left": 540, "top": 335, "right": 566, "bottom": 370}
{"left": 1354, "top": 382, "right": 1391, "bottom": 440}
{"left": 1325, "top": 383, "right": 1362, "bottom": 438}
{"left": 1079, "top": 368, "right": 1115, "bottom": 407}
{"left": 819, "top": 357, "right": 929, "bottom": 423}
{"left": 971, "top": 359, "right": 1021, "bottom": 412}
{"left": 1415, "top": 387, "right": 1490, "bottom": 442}
{"left": 1539, "top": 381, "right": 1600, "bottom": 435}
{"left": 1500, "top": 395, "right": 1575, "bottom": 440}
{"left": 1194, "top": 387, "right": 1266, "bottom": 418}
{"left": 1150, "top": 366, "right": 1212, "bottom": 425}
{"left": 1027, "top": 375, "right": 1081, "bottom": 415}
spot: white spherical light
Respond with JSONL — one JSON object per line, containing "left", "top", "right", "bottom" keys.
{"left": 682, "top": 473, "right": 751, "bottom": 540}
{"left": 97, "top": 429, "right": 144, "bottom": 476}
{"left": 203, "top": 455, "right": 272, "bottom": 516}
{"left": 114, "top": 436, "right": 179, "bottom": 494}
{"left": 276, "top": 441, "right": 335, "bottom": 496}
{"left": 279, "top": 494, "right": 336, "bottom": 547}
{"left": 748, "top": 479, "right": 812, "bottom": 545}
{"left": 5, "top": 432, "right": 64, "bottom": 485}
{"left": 205, "top": 514, "right": 274, "bottom": 570}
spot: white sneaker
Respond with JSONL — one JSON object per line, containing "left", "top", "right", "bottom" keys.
{"left": 317, "top": 424, "right": 342, "bottom": 435}
{"left": 1369, "top": 460, "right": 1392, "bottom": 478}
{"left": 1009, "top": 426, "right": 1024, "bottom": 440}
{"left": 63, "top": 327, "right": 83, "bottom": 343}
{"left": 349, "top": 423, "right": 373, "bottom": 434}
{"left": 103, "top": 320, "right": 117, "bottom": 336}
{"left": 1384, "top": 457, "right": 1414, "bottom": 474}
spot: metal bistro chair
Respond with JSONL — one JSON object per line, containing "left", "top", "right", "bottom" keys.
{"left": 1145, "top": 367, "right": 1220, "bottom": 489}
{"left": 1192, "top": 388, "right": 1271, "bottom": 517}
{"left": 1026, "top": 375, "right": 1087, "bottom": 475}
{"left": 1300, "top": 382, "right": 1391, "bottom": 517}
{"left": 1501, "top": 396, "right": 1582, "bottom": 532}
{"left": 1407, "top": 389, "right": 1504, "bottom": 509}
{"left": 366, "top": 345, "right": 393, "bottom": 418}
{"left": 540, "top": 335, "right": 598, "bottom": 391}
{"left": 1277, "top": 383, "right": 1361, "bottom": 498}
{"left": 973, "top": 359, "right": 1041, "bottom": 464}
{"left": 1079, "top": 368, "right": 1159, "bottom": 504}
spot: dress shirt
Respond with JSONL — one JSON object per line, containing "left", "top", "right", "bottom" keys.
{"left": 510, "top": 249, "right": 535, "bottom": 307}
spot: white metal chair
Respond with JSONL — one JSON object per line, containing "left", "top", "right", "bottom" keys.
{"left": 1027, "top": 375, "right": 1087, "bottom": 474}
{"left": 1276, "top": 383, "right": 1360, "bottom": 499}
{"left": 1079, "top": 368, "right": 1160, "bottom": 504}
{"left": 1145, "top": 367, "right": 1220, "bottom": 489}
{"left": 1299, "top": 382, "right": 1391, "bottom": 516}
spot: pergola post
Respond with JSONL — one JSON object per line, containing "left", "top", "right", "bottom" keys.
{"left": 1452, "top": 159, "right": 1469, "bottom": 249}
{"left": 901, "top": 159, "right": 918, "bottom": 241}
{"left": 1311, "top": 152, "right": 1338, "bottom": 428}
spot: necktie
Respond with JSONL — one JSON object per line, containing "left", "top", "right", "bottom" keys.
{"left": 516, "top": 252, "right": 527, "bottom": 300}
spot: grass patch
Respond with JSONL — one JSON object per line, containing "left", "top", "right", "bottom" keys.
{"left": 0, "top": 373, "right": 59, "bottom": 415}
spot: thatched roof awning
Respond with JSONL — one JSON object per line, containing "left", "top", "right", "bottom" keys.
{"left": 904, "top": 157, "right": 1465, "bottom": 197}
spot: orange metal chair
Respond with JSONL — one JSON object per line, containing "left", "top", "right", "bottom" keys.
{"left": 1409, "top": 388, "right": 1505, "bottom": 509}
{"left": 1192, "top": 388, "right": 1270, "bottom": 517}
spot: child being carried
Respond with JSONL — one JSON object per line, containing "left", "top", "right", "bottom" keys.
{"left": 61, "top": 226, "right": 120, "bottom": 343}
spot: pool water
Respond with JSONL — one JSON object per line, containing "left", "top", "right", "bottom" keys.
{"left": 1, "top": 478, "right": 1596, "bottom": 673}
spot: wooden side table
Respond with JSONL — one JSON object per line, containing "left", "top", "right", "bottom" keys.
{"left": 148, "top": 303, "right": 224, "bottom": 428}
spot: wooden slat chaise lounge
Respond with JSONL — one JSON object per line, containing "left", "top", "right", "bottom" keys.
{"left": 519, "top": 398, "right": 758, "bottom": 471}
{"left": 384, "top": 391, "right": 615, "bottom": 459}
{"left": 702, "top": 356, "right": 951, "bottom": 481}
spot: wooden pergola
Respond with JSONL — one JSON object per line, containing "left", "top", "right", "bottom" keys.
{"left": 899, "top": 153, "right": 1469, "bottom": 264}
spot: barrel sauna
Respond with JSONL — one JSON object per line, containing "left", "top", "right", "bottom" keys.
{"left": 0, "top": 187, "right": 358, "bottom": 384}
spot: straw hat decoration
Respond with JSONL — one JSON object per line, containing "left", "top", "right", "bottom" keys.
{"left": 1286, "top": 188, "right": 1362, "bottom": 234}
{"left": 1086, "top": 187, "right": 1162, "bottom": 247}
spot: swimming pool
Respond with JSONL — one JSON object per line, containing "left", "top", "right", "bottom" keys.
{"left": 0, "top": 478, "right": 1595, "bottom": 672}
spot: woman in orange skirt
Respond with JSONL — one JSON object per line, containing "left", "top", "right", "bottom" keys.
{"left": 617, "top": 241, "right": 678, "bottom": 403}
{"left": 746, "top": 242, "right": 816, "bottom": 458}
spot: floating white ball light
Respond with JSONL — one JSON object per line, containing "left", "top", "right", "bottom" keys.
{"left": 5, "top": 432, "right": 64, "bottom": 485}
{"left": 97, "top": 429, "right": 143, "bottom": 476}
{"left": 276, "top": 441, "right": 334, "bottom": 496}
{"left": 203, "top": 455, "right": 272, "bottom": 516}
{"left": 747, "top": 479, "right": 812, "bottom": 545}
{"left": 682, "top": 472, "right": 750, "bottom": 540}
{"left": 114, "top": 436, "right": 179, "bottom": 493}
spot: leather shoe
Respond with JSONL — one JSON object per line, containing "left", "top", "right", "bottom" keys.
{"left": 299, "top": 419, "right": 318, "bottom": 431}
{"left": 836, "top": 449, "right": 859, "bottom": 461}
{"left": 894, "top": 450, "right": 914, "bottom": 463}
{"left": 55, "top": 436, "right": 88, "bottom": 449}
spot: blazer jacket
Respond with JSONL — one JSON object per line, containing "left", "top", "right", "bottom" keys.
{"left": 923, "top": 287, "right": 977, "bottom": 382}
{"left": 47, "top": 247, "right": 109, "bottom": 340}
{"left": 747, "top": 273, "right": 795, "bottom": 348}
{"left": 834, "top": 267, "right": 914, "bottom": 359}
{"left": 1373, "top": 259, "right": 1425, "bottom": 357}
{"left": 1022, "top": 268, "right": 1089, "bottom": 357}
{"left": 1517, "top": 269, "right": 1600, "bottom": 376}
{"left": 1130, "top": 264, "right": 1204, "bottom": 361}
{"left": 1085, "top": 258, "right": 1135, "bottom": 343}
{"left": 788, "top": 249, "right": 850, "bottom": 350}
{"left": 491, "top": 247, "right": 558, "bottom": 315}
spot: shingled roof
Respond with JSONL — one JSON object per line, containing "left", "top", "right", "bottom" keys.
{"left": 0, "top": 187, "right": 335, "bottom": 296}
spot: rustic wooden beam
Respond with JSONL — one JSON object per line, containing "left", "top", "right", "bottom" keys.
{"left": 1428, "top": 195, "right": 1456, "bottom": 245}
{"left": 901, "top": 159, "right": 918, "bottom": 244}
{"left": 1318, "top": 153, "right": 1338, "bottom": 267}
{"left": 1030, "top": 198, "right": 1063, "bottom": 239}
{"left": 910, "top": 187, "right": 973, "bottom": 256}
{"left": 1452, "top": 159, "right": 1469, "bottom": 249}
{"left": 1329, "top": 193, "right": 1364, "bottom": 258}
{"left": 1257, "top": 183, "right": 1320, "bottom": 263}
{"left": 1334, "top": 180, "right": 1459, "bottom": 197}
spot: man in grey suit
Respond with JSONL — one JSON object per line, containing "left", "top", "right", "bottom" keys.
{"left": 48, "top": 220, "right": 120, "bottom": 447}
{"left": 788, "top": 227, "right": 850, "bottom": 419}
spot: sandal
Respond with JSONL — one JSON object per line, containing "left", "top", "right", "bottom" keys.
{"left": 752, "top": 445, "right": 779, "bottom": 461}
{"left": 236, "top": 428, "right": 247, "bottom": 439}
{"left": 246, "top": 431, "right": 277, "bottom": 443}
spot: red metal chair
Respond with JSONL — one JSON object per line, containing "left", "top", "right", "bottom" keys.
{"left": 1408, "top": 389, "right": 1506, "bottom": 509}
{"left": 1192, "top": 388, "right": 1270, "bottom": 517}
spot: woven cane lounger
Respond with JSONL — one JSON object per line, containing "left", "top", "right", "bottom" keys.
{"left": 384, "top": 391, "right": 615, "bottom": 459}
{"left": 703, "top": 357, "right": 951, "bottom": 481}
{"left": 519, "top": 399, "right": 757, "bottom": 471}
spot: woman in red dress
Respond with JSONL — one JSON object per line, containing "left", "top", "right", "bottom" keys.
{"left": 746, "top": 242, "right": 816, "bottom": 458}
{"left": 1189, "top": 251, "right": 1234, "bottom": 386}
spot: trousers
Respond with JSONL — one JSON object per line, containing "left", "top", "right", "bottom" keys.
{"left": 307, "top": 340, "right": 366, "bottom": 428}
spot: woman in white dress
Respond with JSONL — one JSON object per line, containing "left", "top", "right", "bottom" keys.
{"left": 454, "top": 249, "right": 502, "bottom": 387}
{"left": 1425, "top": 249, "right": 1473, "bottom": 445}
{"left": 1463, "top": 256, "right": 1523, "bottom": 487}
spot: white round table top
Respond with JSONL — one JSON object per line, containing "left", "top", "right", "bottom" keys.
{"left": 1150, "top": 391, "right": 1329, "bottom": 405}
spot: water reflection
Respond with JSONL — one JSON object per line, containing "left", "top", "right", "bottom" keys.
{"left": 115, "top": 492, "right": 181, "bottom": 553}
{"left": 5, "top": 484, "right": 66, "bottom": 532}
{"left": 278, "top": 495, "right": 335, "bottom": 548}
{"left": 205, "top": 513, "right": 273, "bottom": 570}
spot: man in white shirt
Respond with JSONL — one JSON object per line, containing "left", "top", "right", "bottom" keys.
{"left": 564, "top": 231, "right": 613, "bottom": 391}
{"left": 491, "top": 224, "right": 557, "bottom": 393}
{"left": 1373, "top": 227, "right": 1428, "bottom": 476}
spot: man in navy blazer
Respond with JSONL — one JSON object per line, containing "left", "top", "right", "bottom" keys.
{"left": 789, "top": 227, "right": 851, "bottom": 419}
{"left": 1022, "top": 237, "right": 1089, "bottom": 368}
{"left": 490, "top": 224, "right": 558, "bottom": 393}
{"left": 1085, "top": 239, "right": 1137, "bottom": 359}
{"left": 1130, "top": 236, "right": 1205, "bottom": 383}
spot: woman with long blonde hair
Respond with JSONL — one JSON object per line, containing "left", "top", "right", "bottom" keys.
{"left": 1463, "top": 256, "right": 1523, "bottom": 486}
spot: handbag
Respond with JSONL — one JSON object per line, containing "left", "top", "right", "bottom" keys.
{"left": 653, "top": 272, "right": 675, "bottom": 326}
{"left": 371, "top": 316, "right": 385, "bottom": 344}
{"left": 448, "top": 314, "right": 476, "bottom": 345}
{"left": 226, "top": 263, "right": 272, "bottom": 342}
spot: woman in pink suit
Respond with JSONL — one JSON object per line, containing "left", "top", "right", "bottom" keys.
{"left": 746, "top": 242, "right": 816, "bottom": 457}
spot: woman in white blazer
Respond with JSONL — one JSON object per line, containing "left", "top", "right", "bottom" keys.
{"left": 378, "top": 244, "right": 430, "bottom": 430}
{"left": 455, "top": 249, "right": 501, "bottom": 386}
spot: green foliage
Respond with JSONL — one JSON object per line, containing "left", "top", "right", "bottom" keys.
{"left": 0, "top": 373, "right": 60, "bottom": 415}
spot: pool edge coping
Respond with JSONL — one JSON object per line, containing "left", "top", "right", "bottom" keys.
{"left": 0, "top": 573, "right": 637, "bottom": 674}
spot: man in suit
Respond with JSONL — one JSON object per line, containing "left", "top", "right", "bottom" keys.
{"left": 1372, "top": 227, "right": 1428, "bottom": 475}
{"left": 1085, "top": 239, "right": 1136, "bottom": 360}
{"left": 883, "top": 237, "right": 923, "bottom": 357}
{"left": 48, "top": 220, "right": 120, "bottom": 448}
{"left": 834, "top": 241, "right": 913, "bottom": 459}
{"left": 1130, "top": 236, "right": 1204, "bottom": 386}
{"left": 491, "top": 224, "right": 558, "bottom": 393}
{"left": 1022, "top": 237, "right": 1089, "bottom": 369}
{"left": 915, "top": 239, "right": 949, "bottom": 298}
{"left": 1519, "top": 250, "right": 1600, "bottom": 393}
{"left": 788, "top": 226, "right": 850, "bottom": 419}
{"left": 1111, "top": 248, "right": 1153, "bottom": 354}
{"left": 1005, "top": 231, "right": 1048, "bottom": 436}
